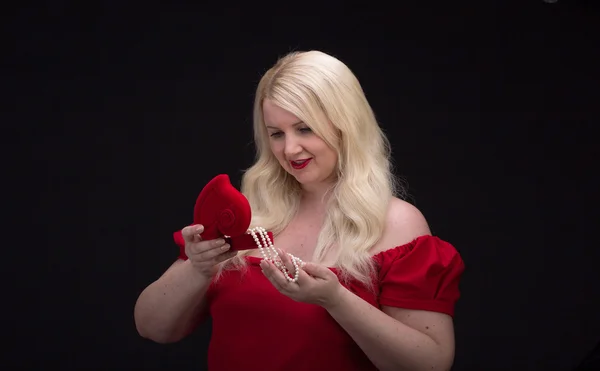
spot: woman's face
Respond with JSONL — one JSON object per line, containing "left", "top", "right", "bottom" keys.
{"left": 262, "top": 99, "right": 338, "bottom": 188}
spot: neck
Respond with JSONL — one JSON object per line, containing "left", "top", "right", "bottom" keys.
{"left": 300, "top": 182, "right": 335, "bottom": 210}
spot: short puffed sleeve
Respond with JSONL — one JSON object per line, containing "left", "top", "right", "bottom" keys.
{"left": 173, "top": 230, "right": 189, "bottom": 261}
{"left": 377, "top": 235, "right": 465, "bottom": 317}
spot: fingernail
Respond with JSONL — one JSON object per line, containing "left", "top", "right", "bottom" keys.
{"left": 196, "top": 225, "right": 204, "bottom": 232}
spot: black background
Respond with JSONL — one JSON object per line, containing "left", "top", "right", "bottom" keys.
{"left": 5, "top": 1, "right": 600, "bottom": 370}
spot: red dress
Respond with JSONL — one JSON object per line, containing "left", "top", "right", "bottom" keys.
{"left": 175, "top": 235, "right": 465, "bottom": 371}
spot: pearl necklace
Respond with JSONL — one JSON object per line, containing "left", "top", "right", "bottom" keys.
{"left": 248, "top": 226, "right": 304, "bottom": 283}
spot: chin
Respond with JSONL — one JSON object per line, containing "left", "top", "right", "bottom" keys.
{"left": 289, "top": 171, "right": 316, "bottom": 184}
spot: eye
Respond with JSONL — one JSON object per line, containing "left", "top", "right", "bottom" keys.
{"left": 299, "top": 127, "right": 312, "bottom": 134}
{"left": 269, "top": 132, "right": 283, "bottom": 138}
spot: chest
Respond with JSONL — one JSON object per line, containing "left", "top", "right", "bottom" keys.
{"left": 272, "top": 225, "right": 321, "bottom": 261}
{"left": 247, "top": 220, "right": 328, "bottom": 262}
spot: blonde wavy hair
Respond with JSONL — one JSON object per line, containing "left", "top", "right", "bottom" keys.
{"left": 220, "top": 50, "right": 402, "bottom": 287}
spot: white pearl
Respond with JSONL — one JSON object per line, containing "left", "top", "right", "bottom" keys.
{"left": 248, "top": 227, "right": 303, "bottom": 283}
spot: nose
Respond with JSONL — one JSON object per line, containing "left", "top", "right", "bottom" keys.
{"left": 284, "top": 136, "right": 302, "bottom": 158}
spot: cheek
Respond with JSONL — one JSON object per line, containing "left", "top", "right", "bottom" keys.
{"left": 317, "top": 144, "right": 337, "bottom": 165}
{"left": 323, "top": 149, "right": 338, "bottom": 171}
{"left": 329, "top": 152, "right": 338, "bottom": 167}
{"left": 270, "top": 141, "right": 285, "bottom": 158}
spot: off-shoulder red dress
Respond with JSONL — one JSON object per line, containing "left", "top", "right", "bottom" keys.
{"left": 175, "top": 234, "right": 465, "bottom": 371}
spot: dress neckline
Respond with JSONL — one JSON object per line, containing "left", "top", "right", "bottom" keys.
{"left": 244, "top": 234, "right": 434, "bottom": 269}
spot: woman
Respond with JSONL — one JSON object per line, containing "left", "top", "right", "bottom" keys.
{"left": 134, "top": 50, "right": 465, "bottom": 371}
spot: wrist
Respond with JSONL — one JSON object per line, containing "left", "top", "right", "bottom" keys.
{"left": 323, "top": 284, "right": 349, "bottom": 313}
{"left": 183, "top": 259, "right": 213, "bottom": 283}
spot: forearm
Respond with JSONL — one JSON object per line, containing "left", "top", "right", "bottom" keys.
{"left": 134, "top": 259, "right": 211, "bottom": 343}
{"left": 325, "top": 287, "right": 448, "bottom": 371}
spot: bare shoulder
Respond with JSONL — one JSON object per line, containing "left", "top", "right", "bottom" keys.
{"left": 371, "top": 197, "right": 432, "bottom": 255}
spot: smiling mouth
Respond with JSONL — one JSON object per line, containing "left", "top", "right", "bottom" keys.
{"left": 290, "top": 159, "right": 311, "bottom": 169}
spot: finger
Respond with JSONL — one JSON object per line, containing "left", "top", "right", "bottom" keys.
{"left": 278, "top": 249, "right": 296, "bottom": 276}
{"left": 260, "top": 259, "right": 290, "bottom": 291}
{"left": 190, "top": 238, "right": 227, "bottom": 255}
{"left": 182, "top": 225, "right": 204, "bottom": 243}
{"left": 197, "top": 242, "right": 231, "bottom": 261}
{"left": 301, "top": 262, "right": 331, "bottom": 280}
{"left": 296, "top": 267, "right": 314, "bottom": 285}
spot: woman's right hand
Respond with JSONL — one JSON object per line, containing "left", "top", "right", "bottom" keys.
{"left": 181, "top": 224, "right": 238, "bottom": 278}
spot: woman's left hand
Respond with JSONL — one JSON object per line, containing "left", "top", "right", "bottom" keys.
{"left": 260, "top": 251, "right": 344, "bottom": 310}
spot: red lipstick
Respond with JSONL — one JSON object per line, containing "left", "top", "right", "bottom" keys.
{"left": 290, "top": 158, "right": 311, "bottom": 169}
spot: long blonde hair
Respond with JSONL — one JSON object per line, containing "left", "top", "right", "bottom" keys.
{"left": 222, "top": 50, "right": 402, "bottom": 286}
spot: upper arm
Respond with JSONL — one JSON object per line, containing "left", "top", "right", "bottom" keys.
{"left": 378, "top": 198, "right": 456, "bottom": 363}
{"left": 382, "top": 306, "right": 455, "bottom": 364}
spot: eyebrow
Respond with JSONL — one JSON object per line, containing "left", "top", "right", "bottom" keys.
{"left": 266, "top": 120, "right": 304, "bottom": 130}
